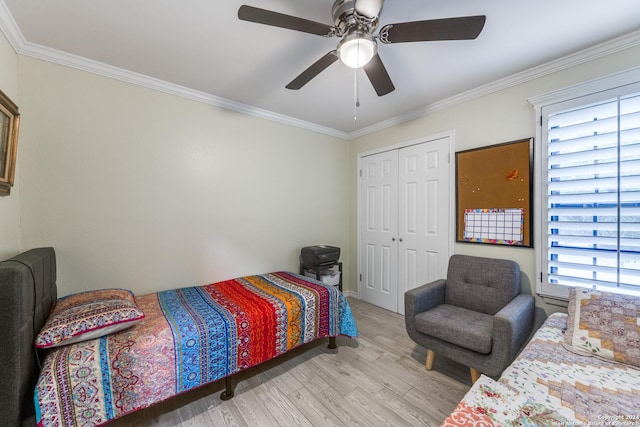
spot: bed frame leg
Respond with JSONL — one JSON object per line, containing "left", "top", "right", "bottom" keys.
{"left": 220, "top": 376, "right": 235, "bottom": 401}
{"left": 328, "top": 336, "right": 337, "bottom": 349}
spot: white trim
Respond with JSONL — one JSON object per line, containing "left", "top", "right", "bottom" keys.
{"left": 533, "top": 104, "right": 544, "bottom": 300}
{"left": 0, "top": 0, "right": 23, "bottom": 52}
{"left": 342, "top": 289, "right": 358, "bottom": 299}
{"left": 1, "top": 0, "right": 640, "bottom": 140}
{"left": 528, "top": 66, "right": 640, "bottom": 107}
{"left": 357, "top": 130, "right": 455, "bottom": 157}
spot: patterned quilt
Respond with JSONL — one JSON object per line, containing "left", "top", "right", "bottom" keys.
{"left": 35, "top": 272, "right": 358, "bottom": 427}
{"left": 442, "top": 313, "right": 640, "bottom": 427}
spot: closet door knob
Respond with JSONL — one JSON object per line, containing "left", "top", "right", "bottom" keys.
{"left": 392, "top": 237, "right": 396, "bottom": 241}
{"left": 399, "top": 238, "right": 403, "bottom": 242}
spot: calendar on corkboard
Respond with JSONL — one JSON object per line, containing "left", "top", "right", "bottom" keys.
{"left": 455, "top": 138, "right": 533, "bottom": 247}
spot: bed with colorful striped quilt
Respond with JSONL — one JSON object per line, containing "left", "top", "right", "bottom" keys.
{"left": 35, "top": 271, "right": 358, "bottom": 426}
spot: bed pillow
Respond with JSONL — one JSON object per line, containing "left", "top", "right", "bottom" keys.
{"left": 35, "top": 288, "right": 145, "bottom": 348}
{"left": 564, "top": 287, "right": 640, "bottom": 367}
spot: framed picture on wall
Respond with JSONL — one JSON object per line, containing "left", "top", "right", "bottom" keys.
{"left": 0, "top": 89, "right": 20, "bottom": 196}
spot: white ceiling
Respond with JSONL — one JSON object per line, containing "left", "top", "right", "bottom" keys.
{"left": 2, "top": 0, "right": 640, "bottom": 138}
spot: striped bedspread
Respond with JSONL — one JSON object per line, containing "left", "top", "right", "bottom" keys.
{"left": 35, "top": 272, "right": 358, "bottom": 426}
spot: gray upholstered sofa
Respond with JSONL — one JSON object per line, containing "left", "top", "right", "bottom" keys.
{"left": 0, "top": 248, "right": 57, "bottom": 426}
{"left": 405, "top": 254, "right": 535, "bottom": 382}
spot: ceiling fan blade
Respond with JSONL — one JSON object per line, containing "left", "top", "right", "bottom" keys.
{"left": 238, "top": 5, "right": 334, "bottom": 37}
{"left": 286, "top": 51, "right": 339, "bottom": 90}
{"left": 363, "top": 54, "right": 395, "bottom": 96}
{"left": 354, "top": 0, "right": 385, "bottom": 19}
{"left": 379, "top": 15, "right": 486, "bottom": 43}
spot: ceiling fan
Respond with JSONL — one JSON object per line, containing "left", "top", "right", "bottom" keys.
{"left": 238, "top": 0, "right": 486, "bottom": 96}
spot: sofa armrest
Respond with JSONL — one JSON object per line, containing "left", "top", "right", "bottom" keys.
{"left": 493, "top": 294, "right": 535, "bottom": 361}
{"left": 404, "top": 279, "right": 447, "bottom": 318}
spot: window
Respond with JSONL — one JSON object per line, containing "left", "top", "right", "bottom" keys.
{"left": 532, "top": 71, "right": 640, "bottom": 299}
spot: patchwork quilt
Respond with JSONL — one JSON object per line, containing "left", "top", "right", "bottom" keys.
{"left": 441, "top": 313, "right": 640, "bottom": 427}
{"left": 35, "top": 272, "right": 358, "bottom": 426}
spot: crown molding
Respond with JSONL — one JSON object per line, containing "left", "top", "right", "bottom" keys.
{"left": 0, "top": 0, "right": 24, "bottom": 51}
{"left": 347, "top": 29, "right": 640, "bottom": 139}
{"left": 1, "top": 0, "right": 639, "bottom": 141}
{"left": 20, "top": 42, "right": 350, "bottom": 140}
{"left": 528, "top": 65, "right": 640, "bottom": 107}
{"left": 0, "top": 2, "right": 348, "bottom": 140}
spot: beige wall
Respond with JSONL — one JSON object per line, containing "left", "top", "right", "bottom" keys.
{"left": 8, "top": 30, "right": 640, "bottom": 308}
{"left": 349, "top": 44, "right": 640, "bottom": 316}
{"left": 0, "top": 29, "right": 20, "bottom": 258}
{"left": 17, "top": 56, "right": 349, "bottom": 296}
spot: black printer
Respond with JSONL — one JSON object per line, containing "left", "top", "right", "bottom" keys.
{"left": 299, "top": 245, "right": 340, "bottom": 268}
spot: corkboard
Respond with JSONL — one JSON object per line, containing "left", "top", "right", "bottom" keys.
{"left": 455, "top": 138, "right": 533, "bottom": 247}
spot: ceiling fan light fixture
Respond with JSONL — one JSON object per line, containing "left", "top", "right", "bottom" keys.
{"left": 338, "top": 34, "right": 376, "bottom": 68}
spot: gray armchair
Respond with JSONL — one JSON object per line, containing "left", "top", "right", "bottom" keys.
{"left": 405, "top": 254, "right": 534, "bottom": 383}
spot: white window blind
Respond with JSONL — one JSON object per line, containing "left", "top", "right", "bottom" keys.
{"left": 542, "top": 89, "right": 640, "bottom": 296}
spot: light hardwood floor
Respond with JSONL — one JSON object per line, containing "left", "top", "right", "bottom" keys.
{"left": 110, "top": 298, "right": 471, "bottom": 427}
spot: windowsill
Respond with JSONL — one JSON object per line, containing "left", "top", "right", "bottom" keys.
{"left": 537, "top": 293, "right": 569, "bottom": 308}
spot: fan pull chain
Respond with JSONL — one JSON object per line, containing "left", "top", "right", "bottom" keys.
{"left": 353, "top": 39, "right": 362, "bottom": 122}
{"left": 354, "top": 68, "right": 360, "bottom": 122}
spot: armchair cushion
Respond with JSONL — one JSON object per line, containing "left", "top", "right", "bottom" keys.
{"left": 414, "top": 304, "right": 493, "bottom": 354}
{"left": 445, "top": 255, "right": 520, "bottom": 315}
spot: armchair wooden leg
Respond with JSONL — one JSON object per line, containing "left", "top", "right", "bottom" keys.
{"left": 425, "top": 349, "right": 435, "bottom": 371}
{"left": 470, "top": 368, "right": 481, "bottom": 384}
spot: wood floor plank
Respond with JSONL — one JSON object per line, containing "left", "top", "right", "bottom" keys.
{"left": 342, "top": 386, "right": 412, "bottom": 427}
{"left": 286, "top": 388, "right": 344, "bottom": 427}
{"left": 371, "top": 334, "right": 417, "bottom": 359}
{"left": 105, "top": 297, "right": 470, "bottom": 426}
{"left": 351, "top": 334, "right": 403, "bottom": 361}
{"left": 349, "top": 386, "right": 439, "bottom": 427}
{"left": 313, "top": 387, "right": 384, "bottom": 427}
{"left": 177, "top": 398, "right": 224, "bottom": 427}
{"left": 281, "top": 358, "right": 332, "bottom": 396}
{"left": 402, "top": 386, "right": 464, "bottom": 423}
{"left": 366, "top": 386, "right": 442, "bottom": 427}
{"left": 303, "top": 356, "right": 374, "bottom": 397}
{"left": 228, "top": 388, "right": 280, "bottom": 427}
{"left": 348, "top": 355, "right": 413, "bottom": 396}
{"left": 252, "top": 385, "right": 313, "bottom": 426}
